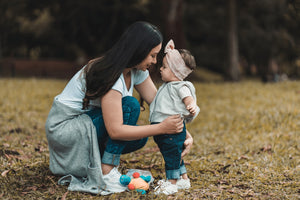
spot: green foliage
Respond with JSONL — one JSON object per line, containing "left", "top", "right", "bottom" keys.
{"left": 0, "top": 0, "right": 153, "bottom": 59}
{"left": 1, "top": 0, "right": 300, "bottom": 79}
{"left": 0, "top": 78, "right": 299, "bottom": 199}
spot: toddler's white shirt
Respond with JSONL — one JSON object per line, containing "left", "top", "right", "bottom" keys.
{"left": 149, "top": 81, "right": 200, "bottom": 123}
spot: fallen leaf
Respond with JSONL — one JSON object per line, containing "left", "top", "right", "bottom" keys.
{"left": 49, "top": 187, "right": 56, "bottom": 194}
{"left": 1, "top": 169, "right": 10, "bottom": 177}
{"left": 26, "top": 186, "right": 38, "bottom": 191}
{"left": 239, "top": 155, "right": 249, "bottom": 160}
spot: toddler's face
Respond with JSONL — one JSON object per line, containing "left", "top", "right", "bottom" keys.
{"left": 160, "top": 57, "right": 179, "bottom": 82}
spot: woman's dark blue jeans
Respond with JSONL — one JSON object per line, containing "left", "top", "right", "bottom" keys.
{"left": 86, "top": 96, "right": 148, "bottom": 166}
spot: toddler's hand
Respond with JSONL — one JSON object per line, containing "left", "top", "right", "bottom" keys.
{"left": 186, "top": 104, "right": 198, "bottom": 116}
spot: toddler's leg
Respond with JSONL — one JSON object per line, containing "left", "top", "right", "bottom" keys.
{"left": 153, "top": 123, "right": 186, "bottom": 183}
{"left": 180, "top": 160, "right": 188, "bottom": 179}
{"left": 176, "top": 160, "right": 191, "bottom": 189}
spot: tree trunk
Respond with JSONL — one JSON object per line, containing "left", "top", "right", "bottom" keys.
{"left": 228, "top": 0, "right": 240, "bottom": 81}
{"left": 161, "top": 0, "right": 185, "bottom": 48}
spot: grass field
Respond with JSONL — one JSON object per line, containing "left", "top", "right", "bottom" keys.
{"left": 0, "top": 78, "right": 299, "bottom": 199}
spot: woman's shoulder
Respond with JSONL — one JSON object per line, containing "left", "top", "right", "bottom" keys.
{"left": 132, "top": 69, "right": 149, "bottom": 76}
{"left": 132, "top": 69, "right": 149, "bottom": 85}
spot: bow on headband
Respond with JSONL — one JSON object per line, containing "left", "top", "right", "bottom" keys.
{"left": 164, "top": 39, "right": 193, "bottom": 81}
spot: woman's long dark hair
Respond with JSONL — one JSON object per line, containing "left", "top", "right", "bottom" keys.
{"left": 82, "top": 21, "right": 163, "bottom": 109}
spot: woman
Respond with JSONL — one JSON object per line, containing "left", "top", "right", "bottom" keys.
{"left": 45, "top": 21, "right": 193, "bottom": 195}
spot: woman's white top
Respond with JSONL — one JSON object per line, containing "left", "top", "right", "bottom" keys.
{"left": 56, "top": 66, "right": 149, "bottom": 112}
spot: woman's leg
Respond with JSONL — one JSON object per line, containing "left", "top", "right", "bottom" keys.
{"left": 86, "top": 107, "right": 108, "bottom": 157}
{"left": 102, "top": 96, "right": 148, "bottom": 166}
{"left": 87, "top": 96, "right": 148, "bottom": 166}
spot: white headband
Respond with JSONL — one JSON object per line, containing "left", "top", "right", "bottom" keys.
{"left": 164, "top": 39, "right": 193, "bottom": 80}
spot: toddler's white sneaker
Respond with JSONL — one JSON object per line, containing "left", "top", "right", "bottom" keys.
{"left": 154, "top": 180, "right": 178, "bottom": 195}
{"left": 100, "top": 167, "right": 127, "bottom": 195}
{"left": 176, "top": 178, "right": 191, "bottom": 189}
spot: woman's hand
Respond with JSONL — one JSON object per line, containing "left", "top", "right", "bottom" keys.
{"left": 159, "top": 115, "right": 183, "bottom": 134}
{"left": 181, "top": 130, "right": 193, "bottom": 158}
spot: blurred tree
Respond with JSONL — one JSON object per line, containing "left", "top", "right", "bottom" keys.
{"left": 228, "top": 0, "right": 240, "bottom": 81}
{"left": 184, "top": 0, "right": 300, "bottom": 80}
{"left": 238, "top": 0, "right": 296, "bottom": 81}
{"left": 289, "top": 0, "right": 300, "bottom": 15}
{"left": 286, "top": 0, "right": 300, "bottom": 78}
{"left": 0, "top": 0, "right": 26, "bottom": 58}
{"left": 1, "top": 0, "right": 300, "bottom": 80}
{"left": 161, "top": 0, "right": 186, "bottom": 48}
{"left": 184, "top": 0, "right": 228, "bottom": 76}
{"left": 0, "top": 0, "right": 153, "bottom": 60}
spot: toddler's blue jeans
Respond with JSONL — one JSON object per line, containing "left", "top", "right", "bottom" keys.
{"left": 86, "top": 96, "right": 148, "bottom": 166}
{"left": 152, "top": 122, "right": 187, "bottom": 180}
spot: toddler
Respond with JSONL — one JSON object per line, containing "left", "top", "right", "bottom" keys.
{"left": 150, "top": 40, "right": 200, "bottom": 195}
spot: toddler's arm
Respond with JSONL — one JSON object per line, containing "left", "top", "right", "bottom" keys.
{"left": 182, "top": 96, "right": 198, "bottom": 116}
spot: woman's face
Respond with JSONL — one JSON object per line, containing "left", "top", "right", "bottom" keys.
{"left": 135, "top": 43, "right": 162, "bottom": 71}
{"left": 160, "top": 57, "right": 179, "bottom": 82}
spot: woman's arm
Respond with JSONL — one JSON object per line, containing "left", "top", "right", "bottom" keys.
{"left": 134, "top": 76, "right": 157, "bottom": 105}
{"left": 101, "top": 89, "right": 183, "bottom": 141}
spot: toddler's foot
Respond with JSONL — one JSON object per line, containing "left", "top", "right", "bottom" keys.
{"left": 154, "top": 180, "right": 178, "bottom": 195}
{"left": 176, "top": 177, "right": 191, "bottom": 189}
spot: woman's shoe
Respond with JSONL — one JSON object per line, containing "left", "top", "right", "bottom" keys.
{"left": 100, "top": 167, "right": 127, "bottom": 195}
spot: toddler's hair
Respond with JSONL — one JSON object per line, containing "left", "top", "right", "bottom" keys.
{"left": 178, "top": 49, "right": 196, "bottom": 70}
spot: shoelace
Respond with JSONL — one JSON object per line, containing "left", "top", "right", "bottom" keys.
{"left": 154, "top": 180, "right": 170, "bottom": 191}
{"left": 154, "top": 181, "right": 163, "bottom": 191}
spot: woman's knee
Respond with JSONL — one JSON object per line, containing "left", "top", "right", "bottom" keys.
{"left": 122, "top": 137, "right": 148, "bottom": 154}
{"left": 122, "top": 96, "right": 140, "bottom": 111}
{"left": 122, "top": 96, "right": 140, "bottom": 124}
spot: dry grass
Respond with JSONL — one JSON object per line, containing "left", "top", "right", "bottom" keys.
{"left": 0, "top": 78, "right": 299, "bottom": 199}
